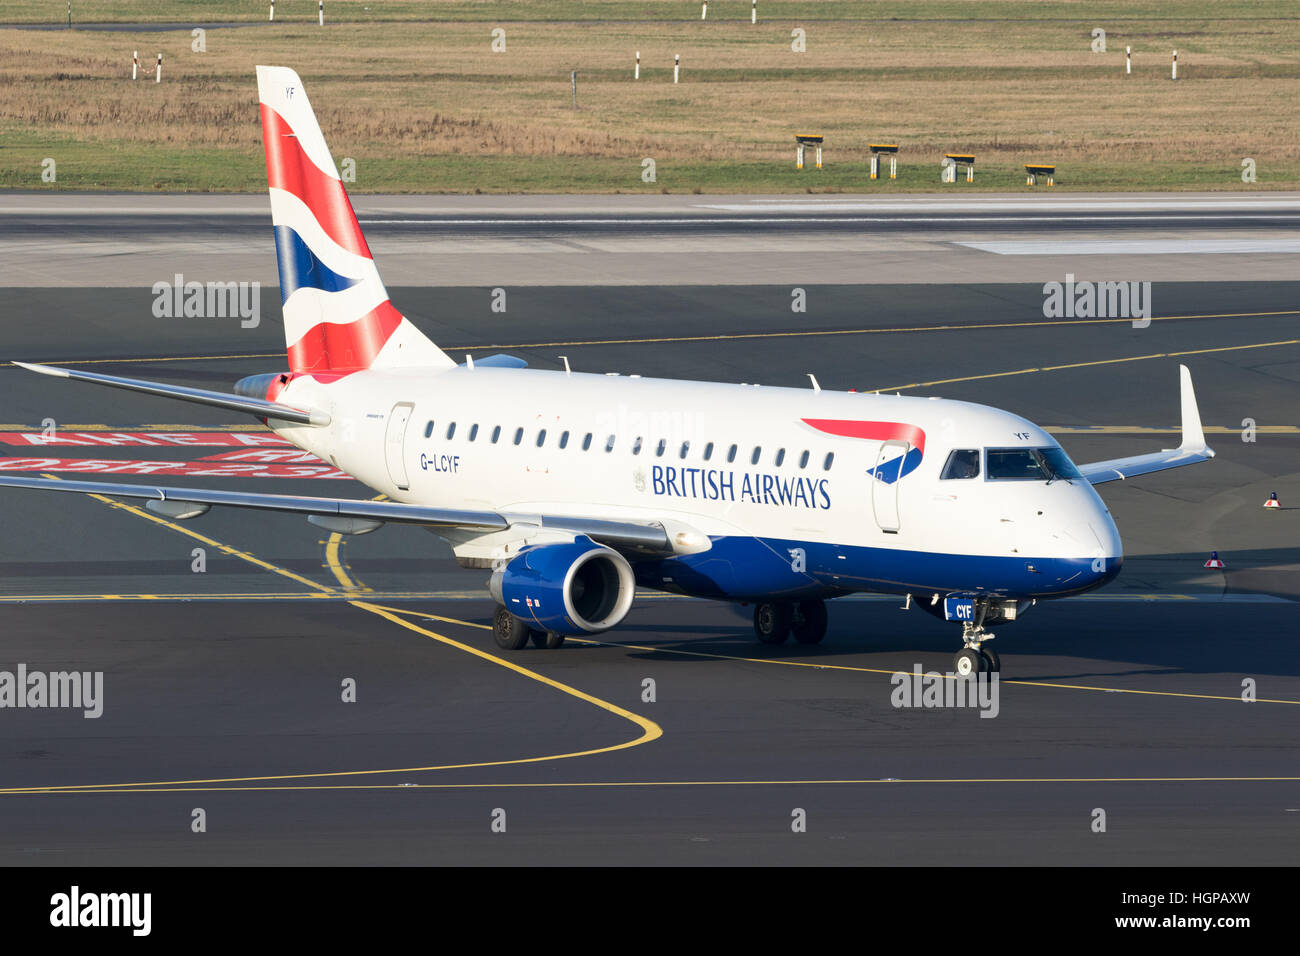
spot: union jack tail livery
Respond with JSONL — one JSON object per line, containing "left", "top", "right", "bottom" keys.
{"left": 256, "top": 65, "right": 452, "bottom": 375}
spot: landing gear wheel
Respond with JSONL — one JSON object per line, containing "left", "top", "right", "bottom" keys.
{"left": 753, "top": 602, "right": 793, "bottom": 645}
{"left": 493, "top": 606, "right": 531, "bottom": 650}
{"left": 530, "top": 630, "right": 566, "bottom": 650}
{"left": 953, "top": 648, "right": 985, "bottom": 677}
{"left": 791, "top": 600, "right": 828, "bottom": 645}
{"left": 980, "top": 646, "right": 1001, "bottom": 673}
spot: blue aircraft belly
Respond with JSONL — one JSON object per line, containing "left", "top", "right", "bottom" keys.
{"left": 633, "top": 536, "right": 1120, "bottom": 601}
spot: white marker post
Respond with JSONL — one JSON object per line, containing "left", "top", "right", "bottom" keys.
{"left": 635, "top": 50, "right": 640, "bottom": 80}
{"left": 269, "top": 0, "right": 274, "bottom": 22}
{"left": 155, "top": 53, "right": 162, "bottom": 84}
{"left": 701, "top": 1, "right": 707, "bottom": 19}
{"left": 132, "top": 50, "right": 138, "bottom": 80}
{"left": 752, "top": 0, "right": 757, "bottom": 24}
{"left": 1171, "top": 49, "right": 1177, "bottom": 80}
{"left": 319, "top": 1, "right": 324, "bottom": 26}
{"left": 1126, "top": 46, "right": 1131, "bottom": 74}
{"left": 674, "top": 54, "right": 680, "bottom": 84}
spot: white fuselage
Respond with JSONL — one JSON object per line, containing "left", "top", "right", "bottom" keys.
{"left": 271, "top": 366, "right": 1122, "bottom": 601}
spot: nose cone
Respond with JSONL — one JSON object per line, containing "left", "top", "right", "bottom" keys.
{"left": 1061, "top": 494, "right": 1123, "bottom": 593}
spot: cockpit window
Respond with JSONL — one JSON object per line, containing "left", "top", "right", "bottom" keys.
{"left": 941, "top": 449, "right": 981, "bottom": 480}
{"left": 986, "top": 446, "right": 1082, "bottom": 482}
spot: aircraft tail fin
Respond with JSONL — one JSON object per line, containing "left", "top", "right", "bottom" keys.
{"left": 256, "top": 65, "right": 453, "bottom": 374}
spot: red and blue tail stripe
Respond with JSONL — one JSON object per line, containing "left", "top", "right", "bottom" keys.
{"left": 256, "top": 65, "right": 452, "bottom": 375}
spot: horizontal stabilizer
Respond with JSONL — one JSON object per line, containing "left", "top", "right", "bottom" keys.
{"left": 463, "top": 353, "right": 528, "bottom": 369}
{"left": 11, "top": 362, "right": 330, "bottom": 427}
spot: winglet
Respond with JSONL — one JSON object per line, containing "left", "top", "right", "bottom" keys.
{"left": 1177, "top": 364, "right": 1210, "bottom": 454}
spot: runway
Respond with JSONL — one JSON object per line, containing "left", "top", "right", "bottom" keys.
{"left": 4, "top": 192, "right": 1299, "bottom": 286}
{"left": 0, "top": 194, "right": 1297, "bottom": 864}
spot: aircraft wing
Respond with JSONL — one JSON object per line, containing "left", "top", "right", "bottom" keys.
{"left": 1076, "top": 364, "right": 1215, "bottom": 485}
{"left": 0, "top": 474, "right": 677, "bottom": 555}
{"left": 11, "top": 362, "right": 330, "bottom": 427}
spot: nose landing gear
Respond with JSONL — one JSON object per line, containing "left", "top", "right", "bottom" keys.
{"left": 954, "top": 605, "right": 1001, "bottom": 675}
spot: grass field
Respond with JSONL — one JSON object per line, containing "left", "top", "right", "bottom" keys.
{"left": 1, "top": 1, "right": 1297, "bottom": 192}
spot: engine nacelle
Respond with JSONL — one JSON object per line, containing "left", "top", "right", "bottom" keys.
{"left": 488, "top": 537, "right": 636, "bottom": 635}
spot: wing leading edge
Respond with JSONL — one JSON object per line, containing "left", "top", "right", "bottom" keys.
{"left": 0, "top": 474, "right": 677, "bottom": 555}
{"left": 1076, "top": 365, "right": 1215, "bottom": 485}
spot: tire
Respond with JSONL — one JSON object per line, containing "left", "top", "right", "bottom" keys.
{"left": 542, "top": 631, "right": 566, "bottom": 650}
{"left": 493, "top": 606, "right": 531, "bottom": 650}
{"left": 753, "top": 602, "right": 793, "bottom": 645}
{"left": 980, "top": 646, "right": 1001, "bottom": 673}
{"left": 791, "top": 600, "right": 828, "bottom": 645}
{"left": 953, "top": 648, "right": 984, "bottom": 677}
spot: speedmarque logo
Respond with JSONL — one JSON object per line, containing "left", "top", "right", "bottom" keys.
{"left": 50, "top": 886, "right": 151, "bottom": 936}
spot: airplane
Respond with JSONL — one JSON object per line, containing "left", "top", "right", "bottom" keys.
{"left": 0, "top": 66, "right": 1215, "bottom": 676}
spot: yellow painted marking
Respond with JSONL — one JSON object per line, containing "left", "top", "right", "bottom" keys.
{"left": 0, "top": 600, "right": 662, "bottom": 794}
{"left": 878, "top": 338, "right": 1300, "bottom": 392}
{"left": 0, "top": 591, "right": 487, "bottom": 603}
{"left": 322, "top": 533, "right": 364, "bottom": 591}
{"left": 13, "top": 310, "right": 1298, "bottom": 367}
{"left": 382, "top": 606, "right": 1300, "bottom": 705}
{"left": 1047, "top": 425, "right": 1300, "bottom": 435}
{"left": 5, "top": 776, "right": 1299, "bottom": 796}
{"left": 320, "top": 493, "right": 386, "bottom": 591}
{"left": 45, "top": 473, "right": 337, "bottom": 596}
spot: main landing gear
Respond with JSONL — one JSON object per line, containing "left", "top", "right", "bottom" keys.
{"left": 954, "top": 615, "right": 1001, "bottom": 676}
{"left": 492, "top": 606, "right": 565, "bottom": 651}
{"left": 752, "top": 600, "right": 828, "bottom": 646}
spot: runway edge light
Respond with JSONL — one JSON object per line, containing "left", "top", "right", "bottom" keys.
{"left": 1264, "top": 492, "right": 1280, "bottom": 509}
{"left": 1203, "top": 551, "right": 1225, "bottom": 569}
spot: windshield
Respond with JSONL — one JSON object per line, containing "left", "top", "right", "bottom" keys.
{"left": 985, "top": 446, "right": 1082, "bottom": 482}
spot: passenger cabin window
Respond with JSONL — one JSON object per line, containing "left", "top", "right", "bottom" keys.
{"left": 491, "top": 425, "right": 501, "bottom": 444}
{"left": 823, "top": 452, "right": 834, "bottom": 471}
{"left": 446, "top": 423, "right": 456, "bottom": 440}
{"left": 468, "top": 424, "right": 479, "bottom": 442}
{"left": 985, "top": 447, "right": 1082, "bottom": 482}
{"left": 798, "top": 450, "right": 809, "bottom": 469}
{"left": 655, "top": 439, "right": 667, "bottom": 457}
{"left": 727, "top": 444, "right": 738, "bottom": 463}
{"left": 536, "top": 429, "right": 547, "bottom": 447}
{"left": 941, "top": 449, "right": 981, "bottom": 480}
{"left": 513, "top": 427, "right": 524, "bottom": 445}
{"left": 704, "top": 442, "right": 714, "bottom": 461}
{"left": 559, "top": 431, "right": 569, "bottom": 449}
{"left": 605, "top": 435, "right": 616, "bottom": 453}
{"left": 424, "top": 421, "right": 434, "bottom": 439}
{"left": 632, "top": 437, "right": 643, "bottom": 455}
{"left": 582, "top": 433, "right": 593, "bottom": 451}
{"left": 751, "top": 447, "right": 762, "bottom": 466}
{"left": 680, "top": 441, "right": 690, "bottom": 459}
{"left": 774, "top": 448, "right": 785, "bottom": 467}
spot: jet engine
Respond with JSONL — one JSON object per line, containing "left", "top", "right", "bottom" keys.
{"left": 488, "top": 537, "right": 636, "bottom": 635}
